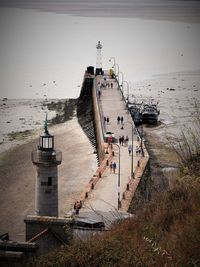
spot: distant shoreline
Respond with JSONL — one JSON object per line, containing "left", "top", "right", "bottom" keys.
{"left": 1, "top": 3, "right": 200, "bottom": 23}
{"left": 0, "top": 98, "right": 77, "bottom": 154}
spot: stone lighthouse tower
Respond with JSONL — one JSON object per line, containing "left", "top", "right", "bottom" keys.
{"left": 31, "top": 113, "right": 62, "bottom": 217}
{"left": 96, "top": 40, "right": 103, "bottom": 75}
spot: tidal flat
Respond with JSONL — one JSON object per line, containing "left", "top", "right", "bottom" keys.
{"left": 0, "top": 70, "right": 199, "bottom": 241}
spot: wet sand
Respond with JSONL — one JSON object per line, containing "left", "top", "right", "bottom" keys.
{"left": 0, "top": 117, "right": 97, "bottom": 241}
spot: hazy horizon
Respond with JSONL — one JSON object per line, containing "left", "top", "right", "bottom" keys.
{"left": 0, "top": 1, "right": 200, "bottom": 99}
{"left": 1, "top": 1, "right": 200, "bottom": 22}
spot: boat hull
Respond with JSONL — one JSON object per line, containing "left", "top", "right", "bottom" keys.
{"left": 142, "top": 113, "right": 158, "bottom": 125}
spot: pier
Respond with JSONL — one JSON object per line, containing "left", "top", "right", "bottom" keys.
{"left": 68, "top": 72, "right": 149, "bottom": 227}
{"left": 0, "top": 40, "right": 150, "bottom": 262}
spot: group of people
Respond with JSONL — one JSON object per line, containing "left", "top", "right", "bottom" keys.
{"left": 73, "top": 200, "right": 82, "bottom": 215}
{"left": 136, "top": 146, "right": 144, "bottom": 156}
{"left": 98, "top": 79, "right": 114, "bottom": 89}
{"left": 104, "top": 116, "right": 125, "bottom": 126}
{"left": 104, "top": 116, "right": 110, "bottom": 124}
{"left": 105, "top": 82, "right": 113, "bottom": 88}
{"left": 127, "top": 145, "right": 144, "bottom": 157}
{"left": 109, "top": 161, "right": 117, "bottom": 173}
{"left": 119, "top": 135, "right": 129, "bottom": 146}
{"left": 117, "top": 116, "right": 124, "bottom": 125}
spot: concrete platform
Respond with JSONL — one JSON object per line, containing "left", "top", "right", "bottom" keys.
{"left": 67, "top": 75, "right": 149, "bottom": 227}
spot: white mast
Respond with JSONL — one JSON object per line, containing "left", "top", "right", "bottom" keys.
{"left": 96, "top": 41, "right": 103, "bottom": 75}
{"left": 96, "top": 41, "right": 103, "bottom": 69}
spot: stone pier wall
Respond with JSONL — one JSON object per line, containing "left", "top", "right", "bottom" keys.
{"left": 77, "top": 77, "right": 99, "bottom": 163}
{"left": 77, "top": 75, "right": 106, "bottom": 165}
{"left": 92, "top": 77, "right": 105, "bottom": 164}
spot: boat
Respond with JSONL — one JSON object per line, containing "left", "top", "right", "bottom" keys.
{"left": 141, "top": 103, "right": 159, "bottom": 125}
{"left": 128, "top": 102, "right": 142, "bottom": 126}
{"left": 132, "top": 110, "right": 142, "bottom": 126}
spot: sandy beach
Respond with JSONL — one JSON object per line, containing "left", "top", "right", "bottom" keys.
{"left": 0, "top": 111, "right": 97, "bottom": 241}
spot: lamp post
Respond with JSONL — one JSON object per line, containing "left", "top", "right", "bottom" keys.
{"left": 109, "top": 58, "right": 119, "bottom": 77}
{"left": 109, "top": 57, "right": 116, "bottom": 74}
{"left": 121, "top": 121, "right": 134, "bottom": 179}
{"left": 117, "top": 71, "right": 124, "bottom": 86}
{"left": 112, "top": 143, "right": 121, "bottom": 209}
{"left": 122, "top": 80, "right": 130, "bottom": 101}
{"left": 109, "top": 57, "right": 119, "bottom": 77}
{"left": 114, "top": 63, "right": 120, "bottom": 77}
{"left": 140, "top": 125, "right": 144, "bottom": 156}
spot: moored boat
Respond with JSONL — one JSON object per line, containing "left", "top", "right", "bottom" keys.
{"left": 141, "top": 103, "right": 159, "bottom": 125}
{"left": 128, "top": 102, "right": 142, "bottom": 126}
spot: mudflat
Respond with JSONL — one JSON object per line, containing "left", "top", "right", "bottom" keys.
{"left": 0, "top": 117, "right": 97, "bottom": 241}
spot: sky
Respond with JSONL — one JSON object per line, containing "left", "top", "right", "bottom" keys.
{"left": 0, "top": 1, "right": 200, "bottom": 99}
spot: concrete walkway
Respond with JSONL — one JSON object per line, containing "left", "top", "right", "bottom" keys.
{"left": 67, "top": 75, "right": 149, "bottom": 228}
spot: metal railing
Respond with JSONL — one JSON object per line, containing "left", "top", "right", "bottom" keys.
{"left": 115, "top": 77, "right": 127, "bottom": 104}
{"left": 94, "top": 77, "right": 106, "bottom": 140}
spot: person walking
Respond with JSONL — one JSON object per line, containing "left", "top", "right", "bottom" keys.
{"left": 74, "top": 201, "right": 80, "bottom": 215}
{"left": 119, "top": 136, "right": 122, "bottom": 145}
{"left": 128, "top": 145, "right": 132, "bottom": 156}
{"left": 121, "top": 135, "right": 124, "bottom": 146}
{"left": 136, "top": 146, "right": 139, "bottom": 156}
{"left": 109, "top": 161, "right": 113, "bottom": 173}
{"left": 108, "top": 135, "right": 112, "bottom": 145}
{"left": 125, "top": 136, "right": 129, "bottom": 146}
{"left": 120, "top": 116, "right": 124, "bottom": 124}
{"left": 106, "top": 116, "right": 109, "bottom": 124}
{"left": 112, "top": 162, "right": 117, "bottom": 173}
{"left": 117, "top": 116, "right": 120, "bottom": 124}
